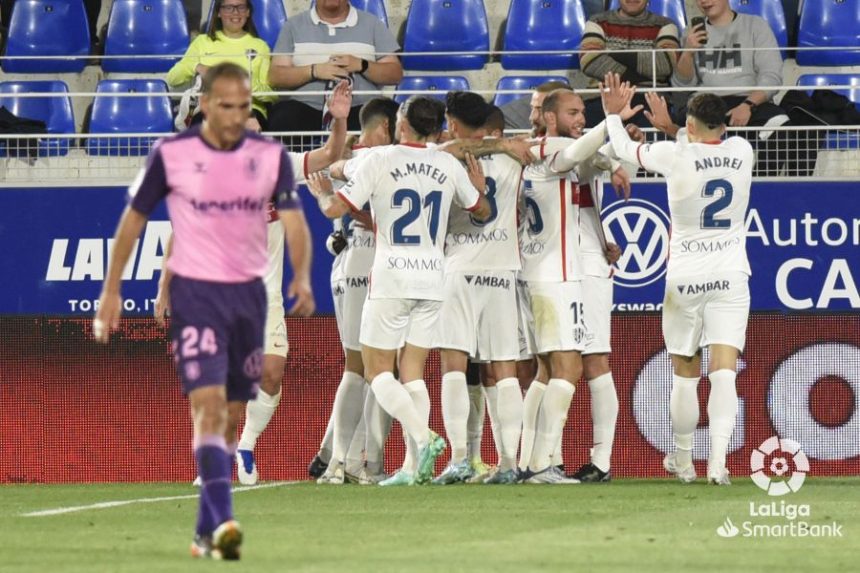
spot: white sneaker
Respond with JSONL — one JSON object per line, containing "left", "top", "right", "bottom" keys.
{"left": 356, "top": 467, "right": 388, "bottom": 485}
{"left": 525, "top": 466, "right": 580, "bottom": 484}
{"left": 707, "top": 464, "right": 731, "bottom": 485}
{"left": 317, "top": 463, "right": 345, "bottom": 485}
{"left": 235, "top": 450, "right": 258, "bottom": 485}
{"left": 663, "top": 452, "right": 697, "bottom": 483}
{"left": 193, "top": 476, "right": 202, "bottom": 487}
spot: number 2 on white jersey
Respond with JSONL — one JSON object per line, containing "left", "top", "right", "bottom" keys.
{"left": 700, "top": 178, "right": 734, "bottom": 229}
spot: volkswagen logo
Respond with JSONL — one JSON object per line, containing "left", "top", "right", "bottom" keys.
{"left": 602, "top": 198, "right": 671, "bottom": 288}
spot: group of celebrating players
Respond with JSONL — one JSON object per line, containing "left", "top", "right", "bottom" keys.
{"left": 94, "top": 64, "right": 752, "bottom": 559}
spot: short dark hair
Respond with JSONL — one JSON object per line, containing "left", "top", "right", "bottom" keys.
{"left": 360, "top": 97, "right": 399, "bottom": 142}
{"left": 401, "top": 96, "right": 446, "bottom": 138}
{"left": 445, "top": 91, "right": 491, "bottom": 129}
{"left": 208, "top": 0, "right": 260, "bottom": 42}
{"left": 535, "top": 80, "right": 569, "bottom": 95}
{"left": 484, "top": 105, "right": 505, "bottom": 135}
{"left": 686, "top": 93, "right": 727, "bottom": 130}
{"left": 201, "top": 62, "right": 250, "bottom": 94}
{"left": 541, "top": 88, "right": 577, "bottom": 116}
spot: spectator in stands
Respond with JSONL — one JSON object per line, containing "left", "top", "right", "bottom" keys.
{"left": 673, "top": 0, "right": 803, "bottom": 175}
{"left": 580, "top": 0, "right": 680, "bottom": 127}
{"left": 267, "top": 0, "right": 402, "bottom": 135}
{"left": 167, "top": 0, "right": 273, "bottom": 131}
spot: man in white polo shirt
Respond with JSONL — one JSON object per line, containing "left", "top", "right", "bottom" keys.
{"left": 268, "top": 0, "right": 403, "bottom": 134}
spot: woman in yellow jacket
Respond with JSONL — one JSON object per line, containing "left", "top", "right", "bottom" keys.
{"left": 167, "top": 0, "right": 274, "bottom": 131}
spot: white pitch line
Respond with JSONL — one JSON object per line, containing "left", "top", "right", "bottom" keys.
{"left": 20, "top": 480, "right": 299, "bottom": 517}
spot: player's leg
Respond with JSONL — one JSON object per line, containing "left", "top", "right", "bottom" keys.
{"left": 702, "top": 271, "right": 749, "bottom": 485}
{"left": 318, "top": 346, "right": 366, "bottom": 484}
{"left": 484, "top": 359, "right": 521, "bottom": 483}
{"left": 573, "top": 354, "right": 617, "bottom": 482}
{"left": 360, "top": 341, "right": 392, "bottom": 482}
{"left": 466, "top": 362, "right": 492, "bottom": 481}
{"left": 518, "top": 356, "right": 547, "bottom": 475}
{"left": 433, "top": 349, "right": 472, "bottom": 484}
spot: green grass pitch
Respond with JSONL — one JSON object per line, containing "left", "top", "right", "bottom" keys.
{"left": 2, "top": 478, "right": 858, "bottom": 572}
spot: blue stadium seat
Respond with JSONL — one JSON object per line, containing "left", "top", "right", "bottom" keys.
{"left": 796, "top": 74, "right": 860, "bottom": 110}
{"left": 608, "top": 0, "right": 687, "bottom": 36}
{"left": 103, "top": 0, "right": 190, "bottom": 73}
{"left": 87, "top": 80, "right": 173, "bottom": 156}
{"left": 394, "top": 75, "right": 470, "bottom": 103}
{"left": 502, "top": 0, "right": 586, "bottom": 70}
{"left": 796, "top": 0, "right": 860, "bottom": 66}
{"left": 401, "top": 0, "right": 489, "bottom": 71}
{"left": 2, "top": 0, "right": 90, "bottom": 73}
{"left": 207, "top": 0, "right": 288, "bottom": 50}
{"left": 796, "top": 74, "right": 860, "bottom": 150}
{"left": 493, "top": 75, "right": 569, "bottom": 107}
{"left": 729, "top": 0, "right": 787, "bottom": 51}
{"left": 0, "top": 81, "right": 75, "bottom": 157}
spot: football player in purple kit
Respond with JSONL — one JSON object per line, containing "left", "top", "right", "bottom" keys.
{"left": 93, "top": 63, "right": 311, "bottom": 560}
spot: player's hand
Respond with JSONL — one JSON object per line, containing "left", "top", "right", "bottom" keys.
{"left": 195, "top": 64, "right": 210, "bottom": 77}
{"left": 685, "top": 24, "right": 708, "bottom": 49}
{"left": 93, "top": 291, "right": 122, "bottom": 343}
{"left": 626, "top": 123, "right": 646, "bottom": 143}
{"left": 329, "top": 54, "right": 363, "bottom": 74}
{"left": 605, "top": 242, "right": 623, "bottom": 265}
{"left": 351, "top": 209, "right": 373, "bottom": 231}
{"left": 610, "top": 166, "right": 632, "bottom": 200}
{"left": 326, "top": 79, "right": 353, "bottom": 120}
{"left": 306, "top": 171, "right": 334, "bottom": 199}
{"left": 619, "top": 100, "right": 645, "bottom": 122}
{"left": 643, "top": 92, "right": 674, "bottom": 133}
{"left": 313, "top": 61, "right": 350, "bottom": 82}
{"left": 726, "top": 102, "right": 752, "bottom": 127}
{"left": 600, "top": 72, "right": 636, "bottom": 116}
{"left": 287, "top": 278, "right": 315, "bottom": 316}
{"left": 502, "top": 136, "right": 538, "bottom": 165}
{"left": 154, "top": 284, "right": 170, "bottom": 328}
{"left": 464, "top": 152, "right": 485, "bottom": 193}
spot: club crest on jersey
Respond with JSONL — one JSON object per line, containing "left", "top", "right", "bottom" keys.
{"left": 245, "top": 157, "right": 258, "bottom": 178}
{"left": 602, "top": 198, "right": 671, "bottom": 288}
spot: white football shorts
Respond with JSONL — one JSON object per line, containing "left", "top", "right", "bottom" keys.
{"left": 332, "top": 274, "right": 369, "bottom": 352}
{"left": 360, "top": 298, "right": 440, "bottom": 350}
{"left": 516, "top": 276, "right": 536, "bottom": 361}
{"left": 662, "top": 271, "right": 750, "bottom": 357}
{"left": 527, "top": 280, "right": 587, "bottom": 354}
{"left": 582, "top": 275, "right": 613, "bottom": 355}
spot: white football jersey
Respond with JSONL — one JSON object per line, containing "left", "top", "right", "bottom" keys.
{"left": 445, "top": 152, "right": 523, "bottom": 272}
{"left": 520, "top": 137, "right": 584, "bottom": 283}
{"left": 577, "top": 158, "right": 612, "bottom": 278}
{"left": 337, "top": 146, "right": 375, "bottom": 278}
{"left": 338, "top": 144, "right": 482, "bottom": 300}
{"left": 606, "top": 115, "right": 753, "bottom": 280}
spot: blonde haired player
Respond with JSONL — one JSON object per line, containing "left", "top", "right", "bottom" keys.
{"left": 601, "top": 72, "right": 753, "bottom": 485}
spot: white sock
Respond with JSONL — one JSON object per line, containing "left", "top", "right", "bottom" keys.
{"left": 318, "top": 410, "right": 334, "bottom": 463}
{"left": 708, "top": 369, "right": 738, "bottom": 469}
{"left": 404, "top": 379, "right": 431, "bottom": 449}
{"left": 483, "top": 385, "right": 502, "bottom": 461}
{"left": 370, "top": 373, "right": 428, "bottom": 449}
{"left": 670, "top": 374, "right": 700, "bottom": 466}
{"left": 330, "top": 372, "right": 366, "bottom": 465}
{"left": 363, "top": 384, "right": 391, "bottom": 475}
{"left": 518, "top": 380, "right": 546, "bottom": 471}
{"left": 345, "top": 383, "right": 368, "bottom": 474}
{"left": 238, "top": 389, "right": 281, "bottom": 451}
{"left": 495, "top": 378, "right": 524, "bottom": 472}
{"left": 588, "top": 373, "right": 618, "bottom": 473}
{"left": 551, "top": 432, "right": 564, "bottom": 468}
{"left": 466, "top": 383, "right": 485, "bottom": 461}
{"left": 530, "top": 379, "right": 575, "bottom": 471}
{"left": 441, "top": 372, "right": 469, "bottom": 461}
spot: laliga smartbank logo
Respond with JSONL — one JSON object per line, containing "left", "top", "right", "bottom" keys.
{"left": 716, "top": 437, "right": 843, "bottom": 539}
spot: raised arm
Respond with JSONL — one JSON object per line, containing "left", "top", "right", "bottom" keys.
{"left": 307, "top": 172, "right": 356, "bottom": 219}
{"left": 438, "top": 137, "right": 536, "bottom": 166}
{"left": 304, "top": 80, "right": 353, "bottom": 173}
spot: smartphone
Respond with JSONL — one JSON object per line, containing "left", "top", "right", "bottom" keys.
{"left": 691, "top": 16, "right": 708, "bottom": 45}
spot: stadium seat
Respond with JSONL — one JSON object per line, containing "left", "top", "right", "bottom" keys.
{"left": 796, "top": 0, "right": 860, "bottom": 66}
{"left": 87, "top": 80, "right": 173, "bottom": 156}
{"left": 796, "top": 74, "right": 860, "bottom": 110}
{"left": 394, "top": 76, "right": 470, "bottom": 103}
{"left": 502, "top": 0, "right": 586, "bottom": 70}
{"left": 401, "top": 0, "right": 489, "bottom": 71}
{"left": 103, "top": 0, "right": 190, "bottom": 73}
{"left": 207, "top": 0, "right": 288, "bottom": 50}
{"left": 493, "top": 75, "right": 569, "bottom": 107}
{"left": 608, "top": 0, "right": 687, "bottom": 36}
{"left": 2, "top": 0, "right": 90, "bottom": 73}
{"left": 729, "top": 0, "right": 788, "bottom": 52}
{"left": 0, "top": 81, "right": 75, "bottom": 157}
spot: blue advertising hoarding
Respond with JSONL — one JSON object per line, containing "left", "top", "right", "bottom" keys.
{"left": 0, "top": 182, "right": 857, "bottom": 315}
